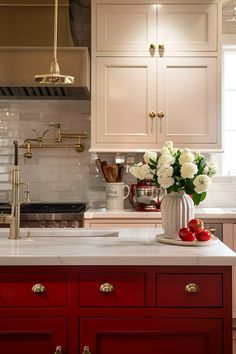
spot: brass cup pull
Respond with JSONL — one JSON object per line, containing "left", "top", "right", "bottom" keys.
{"left": 82, "top": 346, "right": 91, "bottom": 354}
{"left": 54, "top": 346, "right": 63, "bottom": 354}
{"left": 185, "top": 283, "right": 200, "bottom": 293}
{"left": 99, "top": 283, "right": 114, "bottom": 293}
{"left": 31, "top": 283, "right": 47, "bottom": 293}
{"left": 149, "top": 111, "right": 157, "bottom": 118}
{"left": 157, "top": 111, "right": 165, "bottom": 119}
{"left": 209, "top": 228, "right": 216, "bottom": 234}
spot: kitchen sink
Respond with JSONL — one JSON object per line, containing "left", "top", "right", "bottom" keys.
{"left": 0, "top": 228, "right": 119, "bottom": 238}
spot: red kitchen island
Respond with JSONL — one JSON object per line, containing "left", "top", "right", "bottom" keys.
{"left": 0, "top": 227, "right": 235, "bottom": 354}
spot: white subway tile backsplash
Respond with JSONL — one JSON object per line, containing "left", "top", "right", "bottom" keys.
{"left": 0, "top": 174, "right": 10, "bottom": 182}
{"left": 2, "top": 98, "right": 236, "bottom": 208}
{"left": 0, "top": 183, "right": 11, "bottom": 191}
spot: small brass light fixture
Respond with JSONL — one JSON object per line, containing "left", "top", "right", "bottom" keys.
{"left": 34, "top": 0, "right": 74, "bottom": 84}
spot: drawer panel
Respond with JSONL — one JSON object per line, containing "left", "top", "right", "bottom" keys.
{"left": 79, "top": 273, "right": 145, "bottom": 307}
{"left": 0, "top": 272, "right": 68, "bottom": 307}
{"left": 156, "top": 273, "right": 222, "bottom": 307}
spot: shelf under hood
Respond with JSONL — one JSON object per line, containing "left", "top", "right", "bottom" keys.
{"left": 0, "top": 47, "right": 90, "bottom": 99}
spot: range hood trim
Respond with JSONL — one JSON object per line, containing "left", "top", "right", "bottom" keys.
{"left": 0, "top": 47, "right": 90, "bottom": 100}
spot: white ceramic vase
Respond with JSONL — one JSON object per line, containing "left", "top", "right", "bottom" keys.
{"left": 160, "top": 191, "right": 194, "bottom": 239}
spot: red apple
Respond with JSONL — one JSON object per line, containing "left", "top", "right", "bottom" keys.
{"left": 188, "top": 218, "right": 204, "bottom": 234}
{"left": 195, "top": 228, "right": 211, "bottom": 241}
{"left": 179, "top": 227, "right": 196, "bottom": 242}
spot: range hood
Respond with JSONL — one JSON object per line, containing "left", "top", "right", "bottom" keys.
{"left": 0, "top": 0, "right": 90, "bottom": 99}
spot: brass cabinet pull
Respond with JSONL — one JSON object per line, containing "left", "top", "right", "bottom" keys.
{"left": 31, "top": 283, "right": 47, "bottom": 293}
{"left": 149, "top": 43, "right": 156, "bottom": 50}
{"left": 54, "top": 346, "right": 63, "bottom": 354}
{"left": 158, "top": 44, "right": 165, "bottom": 57}
{"left": 149, "top": 111, "right": 157, "bottom": 118}
{"left": 209, "top": 228, "right": 216, "bottom": 234}
{"left": 82, "top": 346, "right": 91, "bottom": 354}
{"left": 185, "top": 283, "right": 200, "bottom": 293}
{"left": 157, "top": 111, "right": 165, "bottom": 119}
{"left": 99, "top": 283, "right": 114, "bottom": 293}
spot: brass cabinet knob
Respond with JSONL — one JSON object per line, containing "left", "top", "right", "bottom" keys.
{"left": 82, "top": 346, "right": 91, "bottom": 354}
{"left": 99, "top": 283, "right": 114, "bottom": 293}
{"left": 31, "top": 283, "right": 47, "bottom": 293}
{"left": 54, "top": 346, "right": 63, "bottom": 354}
{"left": 149, "top": 43, "right": 156, "bottom": 50}
{"left": 157, "top": 111, "right": 165, "bottom": 119}
{"left": 149, "top": 111, "right": 157, "bottom": 118}
{"left": 209, "top": 228, "right": 216, "bottom": 234}
{"left": 185, "top": 283, "right": 200, "bottom": 293}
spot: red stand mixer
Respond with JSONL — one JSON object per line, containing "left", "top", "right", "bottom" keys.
{"left": 129, "top": 181, "right": 165, "bottom": 212}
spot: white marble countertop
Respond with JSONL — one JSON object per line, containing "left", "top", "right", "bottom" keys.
{"left": 0, "top": 227, "right": 235, "bottom": 266}
{"left": 84, "top": 207, "right": 236, "bottom": 219}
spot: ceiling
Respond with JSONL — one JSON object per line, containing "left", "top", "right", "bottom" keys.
{"left": 223, "top": 0, "right": 236, "bottom": 33}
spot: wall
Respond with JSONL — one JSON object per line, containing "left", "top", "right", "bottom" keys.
{"left": 1, "top": 100, "right": 236, "bottom": 209}
{"left": 0, "top": 100, "right": 105, "bottom": 207}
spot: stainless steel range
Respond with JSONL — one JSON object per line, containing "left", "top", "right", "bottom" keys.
{"left": 0, "top": 202, "right": 87, "bottom": 228}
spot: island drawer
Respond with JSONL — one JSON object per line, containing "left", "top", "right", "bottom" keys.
{"left": 0, "top": 272, "right": 68, "bottom": 307}
{"left": 156, "top": 273, "right": 223, "bottom": 307}
{"left": 79, "top": 272, "right": 145, "bottom": 307}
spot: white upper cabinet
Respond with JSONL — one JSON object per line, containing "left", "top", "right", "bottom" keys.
{"left": 96, "top": 5, "right": 156, "bottom": 54}
{"left": 91, "top": 0, "right": 221, "bottom": 152}
{"left": 93, "top": 57, "right": 158, "bottom": 151}
{"left": 95, "top": 3, "right": 218, "bottom": 55}
{"left": 157, "top": 4, "right": 218, "bottom": 53}
{"left": 156, "top": 57, "right": 219, "bottom": 147}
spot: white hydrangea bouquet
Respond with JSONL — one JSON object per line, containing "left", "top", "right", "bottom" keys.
{"left": 129, "top": 141, "right": 217, "bottom": 206}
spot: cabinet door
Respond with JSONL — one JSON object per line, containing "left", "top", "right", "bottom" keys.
{"left": 96, "top": 4, "right": 156, "bottom": 54}
{"left": 157, "top": 57, "right": 220, "bottom": 149}
{"left": 80, "top": 318, "right": 222, "bottom": 354}
{"left": 0, "top": 317, "right": 67, "bottom": 354}
{"left": 157, "top": 4, "right": 218, "bottom": 52}
{"left": 92, "top": 57, "right": 157, "bottom": 151}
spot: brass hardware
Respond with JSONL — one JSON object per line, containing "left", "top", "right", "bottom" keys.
{"left": 158, "top": 44, "right": 165, "bottom": 57}
{"left": 149, "top": 43, "right": 156, "bottom": 57}
{"left": 19, "top": 123, "right": 87, "bottom": 158}
{"left": 54, "top": 346, "right": 63, "bottom": 354}
{"left": 209, "top": 228, "right": 216, "bottom": 234}
{"left": 99, "top": 283, "right": 114, "bottom": 293}
{"left": 157, "top": 111, "right": 165, "bottom": 119}
{"left": 149, "top": 111, "right": 157, "bottom": 118}
{"left": 31, "top": 283, "right": 47, "bottom": 293}
{"left": 0, "top": 141, "right": 21, "bottom": 240}
{"left": 32, "top": 128, "right": 50, "bottom": 142}
{"left": 24, "top": 181, "right": 30, "bottom": 203}
{"left": 82, "top": 346, "right": 91, "bottom": 354}
{"left": 49, "top": 122, "right": 87, "bottom": 143}
{"left": 185, "top": 283, "right": 200, "bottom": 293}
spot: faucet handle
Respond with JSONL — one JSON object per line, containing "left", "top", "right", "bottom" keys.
{"left": 32, "top": 128, "right": 49, "bottom": 142}
{"left": 49, "top": 123, "right": 61, "bottom": 129}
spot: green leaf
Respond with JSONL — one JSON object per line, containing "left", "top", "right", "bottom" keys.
{"left": 192, "top": 191, "right": 207, "bottom": 206}
{"left": 198, "top": 156, "right": 207, "bottom": 174}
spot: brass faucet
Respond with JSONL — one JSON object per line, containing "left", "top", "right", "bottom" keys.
{"left": 0, "top": 141, "right": 21, "bottom": 239}
{"left": 19, "top": 124, "right": 87, "bottom": 158}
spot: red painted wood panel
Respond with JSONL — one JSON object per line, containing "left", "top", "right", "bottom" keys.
{"left": 79, "top": 272, "right": 145, "bottom": 307}
{"left": 80, "top": 317, "right": 222, "bottom": 354}
{"left": 156, "top": 273, "right": 222, "bottom": 307}
{"left": 0, "top": 272, "right": 68, "bottom": 307}
{"left": 0, "top": 317, "right": 67, "bottom": 354}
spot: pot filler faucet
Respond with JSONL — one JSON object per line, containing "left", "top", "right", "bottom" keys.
{"left": 0, "top": 141, "right": 21, "bottom": 239}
